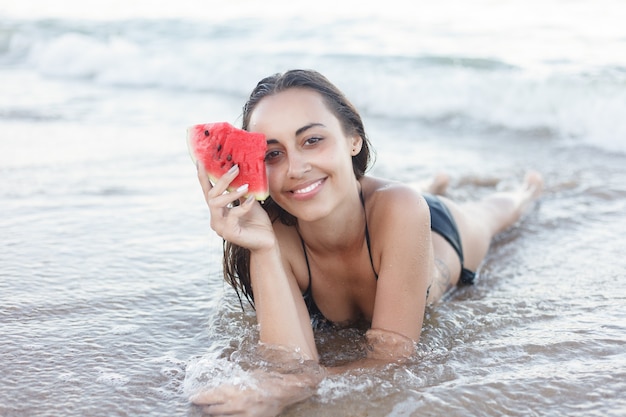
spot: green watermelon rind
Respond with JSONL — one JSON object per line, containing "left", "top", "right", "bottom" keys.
{"left": 187, "top": 122, "right": 269, "bottom": 201}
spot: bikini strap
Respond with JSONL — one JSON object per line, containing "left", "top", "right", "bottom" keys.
{"left": 359, "top": 189, "right": 378, "bottom": 279}
{"left": 300, "top": 236, "right": 313, "bottom": 297}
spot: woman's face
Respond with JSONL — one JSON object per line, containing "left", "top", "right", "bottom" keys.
{"left": 248, "top": 88, "right": 362, "bottom": 222}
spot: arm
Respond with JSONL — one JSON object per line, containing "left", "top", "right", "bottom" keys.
{"left": 193, "top": 163, "right": 322, "bottom": 415}
{"left": 370, "top": 186, "right": 433, "bottom": 342}
{"left": 325, "top": 328, "right": 416, "bottom": 375}
{"left": 328, "top": 185, "right": 433, "bottom": 373}
{"left": 190, "top": 357, "right": 325, "bottom": 417}
{"left": 250, "top": 244, "right": 318, "bottom": 360}
{"left": 198, "top": 162, "right": 317, "bottom": 358}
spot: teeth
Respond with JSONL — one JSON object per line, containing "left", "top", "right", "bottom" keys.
{"left": 293, "top": 180, "right": 322, "bottom": 194}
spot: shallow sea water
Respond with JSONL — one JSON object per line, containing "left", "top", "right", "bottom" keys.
{"left": 2, "top": 1, "right": 626, "bottom": 416}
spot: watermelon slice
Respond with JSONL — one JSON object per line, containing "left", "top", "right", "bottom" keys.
{"left": 187, "top": 122, "right": 269, "bottom": 201}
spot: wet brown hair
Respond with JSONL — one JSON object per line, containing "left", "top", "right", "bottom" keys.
{"left": 224, "top": 69, "right": 375, "bottom": 309}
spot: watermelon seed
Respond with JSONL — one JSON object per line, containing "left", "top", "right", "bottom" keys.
{"left": 204, "top": 130, "right": 210, "bottom": 136}
{"left": 217, "top": 144, "right": 222, "bottom": 152}
{"left": 227, "top": 154, "right": 232, "bottom": 161}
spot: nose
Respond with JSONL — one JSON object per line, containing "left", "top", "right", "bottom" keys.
{"left": 286, "top": 151, "right": 311, "bottom": 179}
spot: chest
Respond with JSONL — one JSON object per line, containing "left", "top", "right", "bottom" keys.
{"left": 300, "top": 242, "right": 379, "bottom": 323}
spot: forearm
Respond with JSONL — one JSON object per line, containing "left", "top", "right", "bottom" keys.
{"left": 250, "top": 245, "right": 318, "bottom": 361}
{"left": 326, "top": 328, "right": 416, "bottom": 375}
{"left": 249, "top": 360, "right": 326, "bottom": 410}
{"left": 190, "top": 356, "right": 326, "bottom": 416}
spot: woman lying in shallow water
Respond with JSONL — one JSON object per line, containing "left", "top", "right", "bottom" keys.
{"left": 191, "top": 69, "right": 543, "bottom": 416}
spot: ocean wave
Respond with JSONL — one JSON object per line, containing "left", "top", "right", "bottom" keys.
{"left": 0, "top": 108, "right": 63, "bottom": 121}
{"left": 1, "top": 17, "right": 625, "bottom": 153}
{"left": 342, "top": 68, "right": 626, "bottom": 152}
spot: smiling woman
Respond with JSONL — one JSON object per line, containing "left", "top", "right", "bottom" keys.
{"left": 191, "top": 69, "right": 543, "bottom": 416}
{"left": 1, "top": 1, "right": 626, "bottom": 415}
{"left": 253, "top": 89, "right": 363, "bottom": 221}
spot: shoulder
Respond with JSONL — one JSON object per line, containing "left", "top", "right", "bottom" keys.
{"left": 359, "top": 176, "right": 432, "bottom": 268}
{"left": 361, "top": 176, "right": 430, "bottom": 230}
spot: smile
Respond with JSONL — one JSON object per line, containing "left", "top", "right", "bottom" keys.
{"left": 292, "top": 179, "right": 324, "bottom": 194}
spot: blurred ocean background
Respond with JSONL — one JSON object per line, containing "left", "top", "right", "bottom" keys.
{"left": 1, "top": 0, "right": 625, "bottom": 416}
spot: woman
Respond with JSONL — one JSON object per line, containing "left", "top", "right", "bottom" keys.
{"left": 191, "top": 69, "right": 543, "bottom": 416}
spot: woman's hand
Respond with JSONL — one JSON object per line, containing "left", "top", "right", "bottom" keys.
{"left": 190, "top": 367, "right": 323, "bottom": 417}
{"left": 197, "top": 162, "right": 275, "bottom": 251}
{"left": 190, "top": 381, "right": 285, "bottom": 417}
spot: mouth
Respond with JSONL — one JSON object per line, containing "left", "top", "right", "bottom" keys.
{"left": 291, "top": 178, "right": 325, "bottom": 195}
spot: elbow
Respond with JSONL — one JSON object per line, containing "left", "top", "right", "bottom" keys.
{"left": 365, "top": 328, "right": 417, "bottom": 362}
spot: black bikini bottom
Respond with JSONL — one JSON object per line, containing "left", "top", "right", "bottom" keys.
{"left": 423, "top": 194, "right": 476, "bottom": 285}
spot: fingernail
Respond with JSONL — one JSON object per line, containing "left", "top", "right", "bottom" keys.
{"left": 228, "top": 164, "right": 239, "bottom": 174}
{"left": 236, "top": 183, "right": 249, "bottom": 192}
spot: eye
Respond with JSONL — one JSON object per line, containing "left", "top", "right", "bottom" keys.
{"left": 304, "top": 136, "right": 323, "bottom": 146}
{"left": 264, "top": 149, "right": 283, "bottom": 163}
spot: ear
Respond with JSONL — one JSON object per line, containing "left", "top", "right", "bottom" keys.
{"left": 350, "top": 135, "right": 363, "bottom": 156}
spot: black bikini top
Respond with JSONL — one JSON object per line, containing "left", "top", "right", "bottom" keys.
{"left": 299, "top": 190, "right": 377, "bottom": 327}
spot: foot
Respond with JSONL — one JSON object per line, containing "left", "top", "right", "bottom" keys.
{"left": 516, "top": 170, "right": 544, "bottom": 216}
{"left": 480, "top": 170, "right": 544, "bottom": 235}
{"left": 417, "top": 172, "right": 450, "bottom": 195}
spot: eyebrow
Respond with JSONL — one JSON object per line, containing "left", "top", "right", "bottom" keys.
{"left": 266, "top": 123, "right": 326, "bottom": 144}
{"left": 295, "top": 122, "right": 325, "bottom": 137}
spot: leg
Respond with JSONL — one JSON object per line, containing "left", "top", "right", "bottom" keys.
{"left": 413, "top": 172, "right": 450, "bottom": 195}
{"left": 442, "top": 171, "right": 543, "bottom": 272}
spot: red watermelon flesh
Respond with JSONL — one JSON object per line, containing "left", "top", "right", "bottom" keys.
{"left": 187, "top": 122, "right": 269, "bottom": 200}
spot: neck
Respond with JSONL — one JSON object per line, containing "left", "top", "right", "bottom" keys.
{"left": 296, "top": 182, "right": 364, "bottom": 253}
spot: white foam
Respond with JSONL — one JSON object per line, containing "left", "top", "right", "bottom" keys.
{"left": 315, "top": 374, "right": 377, "bottom": 403}
{"left": 3, "top": 3, "right": 626, "bottom": 154}
{"left": 183, "top": 356, "right": 257, "bottom": 398}
{"left": 96, "top": 372, "right": 130, "bottom": 387}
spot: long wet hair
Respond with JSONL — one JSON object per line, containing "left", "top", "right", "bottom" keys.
{"left": 223, "top": 69, "right": 375, "bottom": 309}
